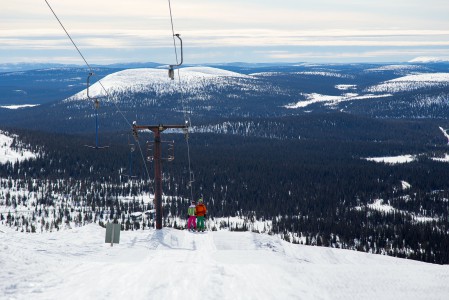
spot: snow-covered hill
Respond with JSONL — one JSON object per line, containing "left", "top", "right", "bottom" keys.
{"left": 408, "top": 57, "right": 449, "bottom": 63}
{"left": 3, "top": 63, "right": 449, "bottom": 131}
{"left": 0, "top": 224, "right": 447, "bottom": 300}
{"left": 65, "top": 67, "right": 254, "bottom": 101}
{"left": 367, "top": 73, "right": 449, "bottom": 93}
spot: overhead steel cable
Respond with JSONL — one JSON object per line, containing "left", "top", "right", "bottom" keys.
{"left": 44, "top": 0, "right": 133, "bottom": 128}
{"left": 167, "top": 0, "right": 195, "bottom": 202}
{"left": 44, "top": 0, "right": 93, "bottom": 71}
{"left": 43, "top": 0, "right": 152, "bottom": 187}
{"left": 168, "top": 0, "right": 179, "bottom": 66}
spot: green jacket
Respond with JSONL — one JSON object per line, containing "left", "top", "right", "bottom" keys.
{"left": 188, "top": 205, "right": 196, "bottom": 216}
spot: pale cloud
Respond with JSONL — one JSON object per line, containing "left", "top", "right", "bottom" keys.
{"left": 3, "top": 29, "right": 449, "bottom": 49}
{"left": 263, "top": 48, "right": 449, "bottom": 62}
{"left": 1, "top": 0, "right": 449, "bottom": 63}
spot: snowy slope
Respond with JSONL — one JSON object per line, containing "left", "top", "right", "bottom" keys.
{"left": 284, "top": 93, "right": 392, "bottom": 109}
{"left": 364, "top": 154, "right": 416, "bottom": 164}
{"left": 367, "top": 73, "right": 449, "bottom": 93}
{"left": 1, "top": 224, "right": 448, "bottom": 300}
{"left": 409, "top": 57, "right": 449, "bottom": 63}
{"left": 365, "top": 64, "right": 423, "bottom": 72}
{"left": 0, "top": 104, "right": 39, "bottom": 110}
{"left": 0, "top": 131, "right": 37, "bottom": 165}
{"left": 65, "top": 67, "right": 254, "bottom": 101}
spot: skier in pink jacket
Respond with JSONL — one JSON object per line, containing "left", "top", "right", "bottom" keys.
{"left": 187, "top": 200, "right": 197, "bottom": 231}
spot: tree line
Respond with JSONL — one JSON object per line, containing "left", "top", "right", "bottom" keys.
{"left": 1, "top": 113, "right": 449, "bottom": 264}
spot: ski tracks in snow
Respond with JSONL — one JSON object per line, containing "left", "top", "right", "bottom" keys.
{"left": 1, "top": 224, "right": 449, "bottom": 300}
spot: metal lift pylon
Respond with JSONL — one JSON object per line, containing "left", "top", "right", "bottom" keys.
{"left": 132, "top": 123, "right": 188, "bottom": 229}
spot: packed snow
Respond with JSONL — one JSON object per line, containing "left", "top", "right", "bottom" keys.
{"left": 284, "top": 93, "right": 392, "bottom": 109}
{"left": 367, "top": 73, "right": 449, "bottom": 93}
{"left": 0, "top": 131, "right": 37, "bottom": 165}
{"left": 1, "top": 223, "right": 448, "bottom": 300}
{"left": 364, "top": 155, "right": 416, "bottom": 165}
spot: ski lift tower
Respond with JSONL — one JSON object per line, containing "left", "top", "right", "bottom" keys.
{"left": 132, "top": 122, "right": 188, "bottom": 229}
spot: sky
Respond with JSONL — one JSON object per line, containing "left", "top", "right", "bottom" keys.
{"left": 1, "top": 0, "right": 449, "bottom": 64}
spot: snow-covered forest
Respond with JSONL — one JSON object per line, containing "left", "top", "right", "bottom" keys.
{"left": 2, "top": 115, "right": 449, "bottom": 264}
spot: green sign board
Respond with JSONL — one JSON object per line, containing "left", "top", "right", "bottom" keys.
{"left": 105, "top": 223, "right": 121, "bottom": 245}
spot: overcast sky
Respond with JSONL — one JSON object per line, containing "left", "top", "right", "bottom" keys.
{"left": 1, "top": 0, "right": 449, "bottom": 64}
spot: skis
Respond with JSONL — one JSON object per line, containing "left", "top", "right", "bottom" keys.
{"left": 187, "top": 228, "right": 207, "bottom": 233}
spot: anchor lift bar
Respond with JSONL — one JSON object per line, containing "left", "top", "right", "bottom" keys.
{"left": 84, "top": 72, "right": 109, "bottom": 150}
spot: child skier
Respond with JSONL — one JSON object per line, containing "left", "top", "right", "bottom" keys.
{"left": 187, "top": 200, "right": 197, "bottom": 231}
{"left": 195, "top": 198, "right": 207, "bottom": 232}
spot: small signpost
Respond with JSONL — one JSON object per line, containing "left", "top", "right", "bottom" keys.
{"left": 105, "top": 223, "right": 121, "bottom": 247}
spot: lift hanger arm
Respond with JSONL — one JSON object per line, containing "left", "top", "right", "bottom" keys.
{"left": 87, "top": 72, "right": 94, "bottom": 100}
{"left": 168, "top": 34, "right": 183, "bottom": 80}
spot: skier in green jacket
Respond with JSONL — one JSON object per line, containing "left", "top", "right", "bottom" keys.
{"left": 195, "top": 198, "right": 207, "bottom": 232}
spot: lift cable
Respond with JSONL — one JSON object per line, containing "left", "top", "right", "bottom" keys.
{"left": 44, "top": 0, "right": 131, "bottom": 129}
{"left": 44, "top": 0, "right": 92, "bottom": 70}
{"left": 43, "top": 0, "right": 152, "bottom": 190}
{"left": 167, "top": 0, "right": 195, "bottom": 202}
{"left": 168, "top": 0, "right": 179, "bottom": 66}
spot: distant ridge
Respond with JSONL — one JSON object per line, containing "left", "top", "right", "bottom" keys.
{"left": 408, "top": 56, "right": 449, "bottom": 63}
{"left": 0, "top": 63, "right": 80, "bottom": 72}
{"left": 0, "top": 62, "right": 164, "bottom": 73}
{"left": 4, "top": 59, "right": 449, "bottom": 73}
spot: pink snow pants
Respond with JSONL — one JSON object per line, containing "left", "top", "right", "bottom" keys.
{"left": 187, "top": 216, "right": 196, "bottom": 230}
